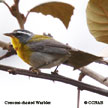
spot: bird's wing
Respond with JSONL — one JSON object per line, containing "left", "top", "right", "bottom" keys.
{"left": 26, "top": 36, "right": 102, "bottom": 69}
{"left": 26, "top": 38, "right": 71, "bottom": 55}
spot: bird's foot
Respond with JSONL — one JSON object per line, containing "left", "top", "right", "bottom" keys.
{"left": 29, "top": 67, "right": 41, "bottom": 75}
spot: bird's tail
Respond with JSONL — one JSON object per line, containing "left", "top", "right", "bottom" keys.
{"left": 63, "top": 49, "right": 102, "bottom": 69}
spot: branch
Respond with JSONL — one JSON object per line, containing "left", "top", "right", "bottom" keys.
{"left": 77, "top": 73, "right": 85, "bottom": 108}
{"left": 0, "top": 41, "right": 16, "bottom": 60}
{"left": 0, "top": 64, "right": 108, "bottom": 97}
{"left": 12, "top": 0, "right": 25, "bottom": 29}
{"left": 3, "top": 0, "right": 25, "bottom": 29}
{"left": 0, "top": 40, "right": 10, "bottom": 50}
{"left": 0, "top": 49, "right": 16, "bottom": 60}
{"left": 3, "top": 1, "right": 11, "bottom": 12}
{"left": 0, "top": 40, "right": 108, "bottom": 88}
{"left": 80, "top": 67, "right": 108, "bottom": 87}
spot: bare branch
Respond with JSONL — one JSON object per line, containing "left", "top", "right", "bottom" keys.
{"left": 0, "top": 40, "right": 10, "bottom": 50}
{"left": 11, "top": 4, "right": 25, "bottom": 29}
{"left": 0, "top": 41, "right": 16, "bottom": 60}
{"left": 3, "top": 0, "right": 25, "bottom": 29}
{"left": 14, "top": 0, "right": 19, "bottom": 4}
{"left": 3, "top": 1, "right": 11, "bottom": 12}
{"left": 77, "top": 73, "right": 85, "bottom": 108}
{"left": 0, "top": 64, "right": 108, "bottom": 97}
{"left": 80, "top": 67, "right": 108, "bottom": 87}
{"left": 0, "top": 40, "right": 108, "bottom": 89}
{"left": 25, "top": 11, "right": 30, "bottom": 22}
{"left": 0, "top": 49, "right": 16, "bottom": 60}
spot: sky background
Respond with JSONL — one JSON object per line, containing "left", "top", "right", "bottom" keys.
{"left": 0, "top": 0, "right": 108, "bottom": 108}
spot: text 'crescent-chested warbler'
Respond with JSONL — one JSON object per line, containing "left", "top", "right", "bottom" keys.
{"left": 4, "top": 29, "right": 101, "bottom": 70}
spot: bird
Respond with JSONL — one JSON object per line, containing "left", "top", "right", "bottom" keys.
{"left": 4, "top": 29, "right": 102, "bottom": 73}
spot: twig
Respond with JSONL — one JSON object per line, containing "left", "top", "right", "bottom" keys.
{"left": 0, "top": 64, "right": 108, "bottom": 97}
{"left": 0, "top": 41, "right": 16, "bottom": 60}
{"left": 11, "top": 0, "right": 25, "bottom": 29}
{"left": 77, "top": 73, "right": 85, "bottom": 108}
{"left": 80, "top": 67, "right": 108, "bottom": 87}
{"left": 3, "top": 1, "right": 11, "bottom": 12}
{"left": 25, "top": 11, "right": 30, "bottom": 22}
{"left": 0, "top": 49, "right": 16, "bottom": 60}
{"left": 0, "top": 40, "right": 108, "bottom": 88}
{"left": 0, "top": 40, "right": 10, "bottom": 50}
{"left": 3, "top": 0, "right": 25, "bottom": 29}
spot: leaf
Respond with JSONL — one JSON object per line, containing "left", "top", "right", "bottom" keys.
{"left": 29, "top": 2, "right": 74, "bottom": 28}
{"left": 86, "top": 0, "right": 108, "bottom": 43}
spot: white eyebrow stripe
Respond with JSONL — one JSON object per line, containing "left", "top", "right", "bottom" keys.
{"left": 13, "top": 30, "right": 34, "bottom": 36}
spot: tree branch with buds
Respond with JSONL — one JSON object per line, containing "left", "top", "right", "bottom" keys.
{"left": 0, "top": 64, "right": 108, "bottom": 97}
{"left": 0, "top": 1, "right": 108, "bottom": 108}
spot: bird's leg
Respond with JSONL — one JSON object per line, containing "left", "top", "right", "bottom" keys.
{"left": 51, "top": 66, "right": 59, "bottom": 75}
{"left": 29, "top": 67, "right": 41, "bottom": 75}
{"left": 103, "top": 77, "right": 108, "bottom": 82}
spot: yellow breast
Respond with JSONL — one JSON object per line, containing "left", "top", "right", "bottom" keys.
{"left": 11, "top": 37, "right": 31, "bottom": 64}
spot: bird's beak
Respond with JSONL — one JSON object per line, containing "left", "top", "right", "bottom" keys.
{"left": 4, "top": 33, "right": 13, "bottom": 37}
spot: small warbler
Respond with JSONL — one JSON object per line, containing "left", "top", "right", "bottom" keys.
{"left": 4, "top": 29, "right": 101, "bottom": 71}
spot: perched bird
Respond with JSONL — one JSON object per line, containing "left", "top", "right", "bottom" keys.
{"left": 4, "top": 29, "right": 102, "bottom": 72}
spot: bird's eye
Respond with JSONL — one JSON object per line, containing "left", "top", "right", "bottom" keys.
{"left": 13, "top": 29, "right": 34, "bottom": 38}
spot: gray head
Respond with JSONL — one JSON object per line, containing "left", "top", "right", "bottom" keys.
{"left": 4, "top": 29, "right": 34, "bottom": 43}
